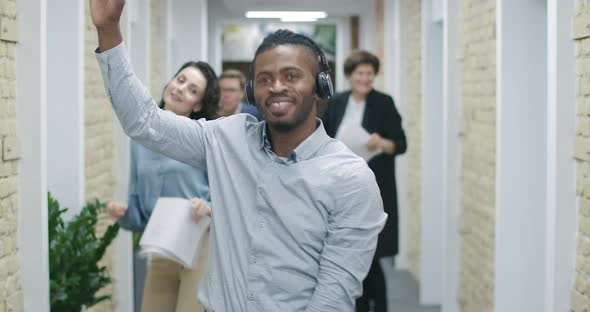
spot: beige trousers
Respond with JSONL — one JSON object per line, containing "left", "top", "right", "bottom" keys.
{"left": 141, "top": 230, "right": 209, "bottom": 312}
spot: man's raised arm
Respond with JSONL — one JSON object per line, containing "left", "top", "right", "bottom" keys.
{"left": 89, "top": 0, "right": 210, "bottom": 169}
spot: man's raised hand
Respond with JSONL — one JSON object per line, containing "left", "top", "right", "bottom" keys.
{"left": 89, "top": 0, "right": 125, "bottom": 51}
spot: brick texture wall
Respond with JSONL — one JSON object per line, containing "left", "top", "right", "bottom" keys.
{"left": 0, "top": 1, "right": 23, "bottom": 311}
{"left": 571, "top": 0, "right": 590, "bottom": 310}
{"left": 374, "top": 0, "right": 385, "bottom": 90}
{"left": 85, "top": 6, "right": 115, "bottom": 203}
{"left": 457, "top": 0, "right": 496, "bottom": 311}
{"left": 151, "top": 0, "right": 163, "bottom": 100}
{"left": 85, "top": 6, "right": 117, "bottom": 312}
{"left": 403, "top": 0, "right": 423, "bottom": 280}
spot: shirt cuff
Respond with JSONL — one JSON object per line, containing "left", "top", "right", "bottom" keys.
{"left": 95, "top": 41, "right": 129, "bottom": 69}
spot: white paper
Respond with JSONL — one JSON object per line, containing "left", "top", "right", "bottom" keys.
{"left": 139, "top": 197, "right": 210, "bottom": 268}
{"left": 335, "top": 122, "right": 381, "bottom": 162}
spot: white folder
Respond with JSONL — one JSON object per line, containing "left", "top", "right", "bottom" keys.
{"left": 139, "top": 197, "right": 210, "bottom": 268}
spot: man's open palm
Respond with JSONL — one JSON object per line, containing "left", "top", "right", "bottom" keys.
{"left": 89, "top": 0, "right": 125, "bottom": 29}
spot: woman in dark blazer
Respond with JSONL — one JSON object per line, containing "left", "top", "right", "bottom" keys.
{"left": 322, "top": 50, "right": 407, "bottom": 312}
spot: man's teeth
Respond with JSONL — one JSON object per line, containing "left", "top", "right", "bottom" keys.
{"left": 272, "top": 102, "right": 289, "bottom": 108}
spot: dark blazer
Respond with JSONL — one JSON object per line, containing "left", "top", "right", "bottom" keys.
{"left": 322, "top": 89, "right": 407, "bottom": 258}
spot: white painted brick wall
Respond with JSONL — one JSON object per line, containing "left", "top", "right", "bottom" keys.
{"left": 374, "top": 0, "right": 385, "bottom": 91}
{"left": 403, "top": 0, "right": 423, "bottom": 281}
{"left": 85, "top": 5, "right": 116, "bottom": 312}
{"left": 0, "top": 0, "right": 23, "bottom": 310}
{"left": 151, "top": 0, "right": 162, "bottom": 100}
{"left": 457, "top": 0, "right": 496, "bottom": 311}
{"left": 571, "top": 1, "right": 590, "bottom": 310}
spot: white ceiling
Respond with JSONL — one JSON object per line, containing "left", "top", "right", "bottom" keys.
{"left": 219, "top": 0, "right": 373, "bottom": 17}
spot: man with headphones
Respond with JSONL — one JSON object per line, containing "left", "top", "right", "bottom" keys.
{"left": 90, "top": 1, "right": 387, "bottom": 310}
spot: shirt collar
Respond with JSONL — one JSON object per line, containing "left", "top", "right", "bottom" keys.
{"left": 259, "top": 119, "right": 329, "bottom": 163}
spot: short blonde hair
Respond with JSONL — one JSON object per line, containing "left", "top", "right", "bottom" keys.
{"left": 219, "top": 69, "right": 247, "bottom": 90}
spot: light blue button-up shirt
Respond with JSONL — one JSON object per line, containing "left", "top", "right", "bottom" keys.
{"left": 96, "top": 43, "right": 387, "bottom": 312}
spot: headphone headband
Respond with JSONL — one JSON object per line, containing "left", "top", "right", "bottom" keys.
{"left": 246, "top": 41, "right": 334, "bottom": 105}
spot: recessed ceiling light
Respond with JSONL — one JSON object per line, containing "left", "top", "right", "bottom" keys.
{"left": 280, "top": 17, "right": 318, "bottom": 22}
{"left": 245, "top": 11, "right": 327, "bottom": 19}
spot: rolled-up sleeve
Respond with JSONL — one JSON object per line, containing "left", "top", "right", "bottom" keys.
{"left": 96, "top": 43, "right": 212, "bottom": 169}
{"left": 305, "top": 161, "right": 387, "bottom": 312}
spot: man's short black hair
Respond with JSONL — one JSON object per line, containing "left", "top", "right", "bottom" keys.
{"left": 252, "top": 29, "right": 322, "bottom": 70}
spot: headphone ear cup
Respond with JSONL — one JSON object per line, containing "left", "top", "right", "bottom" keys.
{"left": 316, "top": 72, "right": 334, "bottom": 100}
{"left": 245, "top": 80, "right": 256, "bottom": 105}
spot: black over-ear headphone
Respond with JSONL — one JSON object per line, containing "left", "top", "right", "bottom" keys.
{"left": 245, "top": 43, "right": 334, "bottom": 106}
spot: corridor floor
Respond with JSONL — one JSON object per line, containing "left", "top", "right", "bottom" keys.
{"left": 382, "top": 258, "right": 442, "bottom": 312}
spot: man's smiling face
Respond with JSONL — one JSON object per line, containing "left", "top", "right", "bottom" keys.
{"left": 253, "top": 44, "right": 319, "bottom": 133}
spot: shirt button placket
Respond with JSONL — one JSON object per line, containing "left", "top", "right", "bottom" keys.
{"left": 250, "top": 163, "right": 272, "bottom": 311}
{"left": 248, "top": 182, "right": 266, "bottom": 312}
{"left": 256, "top": 186, "right": 265, "bottom": 232}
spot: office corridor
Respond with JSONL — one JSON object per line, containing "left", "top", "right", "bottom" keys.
{"left": 1, "top": 0, "right": 583, "bottom": 311}
{"left": 382, "top": 259, "right": 441, "bottom": 312}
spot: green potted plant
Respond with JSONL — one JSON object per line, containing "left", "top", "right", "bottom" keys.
{"left": 48, "top": 193, "right": 120, "bottom": 311}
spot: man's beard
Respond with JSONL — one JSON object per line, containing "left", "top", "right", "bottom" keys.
{"left": 267, "top": 96, "right": 314, "bottom": 133}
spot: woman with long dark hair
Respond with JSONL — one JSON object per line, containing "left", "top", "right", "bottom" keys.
{"left": 107, "top": 61, "right": 219, "bottom": 312}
